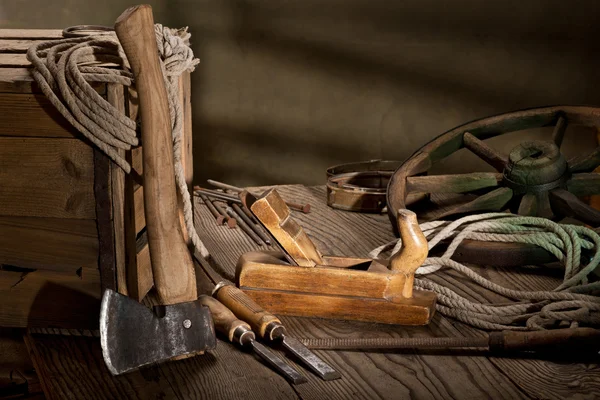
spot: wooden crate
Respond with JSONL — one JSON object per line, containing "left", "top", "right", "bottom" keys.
{"left": 0, "top": 29, "right": 194, "bottom": 328}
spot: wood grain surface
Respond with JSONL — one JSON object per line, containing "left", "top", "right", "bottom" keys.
{"left": 0, "top": 93, "right": 83, "bottom": 137}
{"left": 0, "top": 267, "right": 101, "bottom": 328}
{"left": 22, "top": 185, "right": 600, "bottom": 399}
{"left": 0, "top": 138, "right": 96, "bottom": 219}
{"left": 0, "top": 216, "right": 98, "bottom": 272}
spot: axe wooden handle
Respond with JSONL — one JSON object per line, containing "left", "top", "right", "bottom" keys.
{"left": 115, "top": 5, "right": 197, "bottom": 304}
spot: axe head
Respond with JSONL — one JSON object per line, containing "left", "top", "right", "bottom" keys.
{"left": 100, "top": 289, "right": 217, "bottom": 375}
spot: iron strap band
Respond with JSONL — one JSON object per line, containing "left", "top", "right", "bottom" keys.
{"left": 502, "top": 173, "right": 570, "bottom": 195}
{"left": 62, "top": 25, "right": 115, "bottom": 38}
{"left": 326, "top": 160, "right": 402, "bottom": 213}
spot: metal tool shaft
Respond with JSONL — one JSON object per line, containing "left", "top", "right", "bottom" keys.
{"left": 199, "top": 194, "right": 225, "bottom": 225}
{"left": 280, "top": 336, "right": 341, "bottom": 381}
{"left": 207, "top": 179, "right": 243, "bottom": 193}
{"left": 250, "top": 340, "right": 307, "bottom": 384}
{"left": 208, "top": 199, "right": 237, "bottom": 228}
{"left": 232, "top": 204, "right": 271, "bottom": 245}
{"left": 208, "top": 179, "right": 311, "bottom": 213}
{"left": 194, "top": 186, "right": 242, "bottom": 203}
{"left": 226, "top": 207, "right": 264, "bottom": 246}
{"left": 299, "top": 328, "right": 600, "bottom": 355}
{"left": 300, "top": 336, "right": 488, "bottom": 350}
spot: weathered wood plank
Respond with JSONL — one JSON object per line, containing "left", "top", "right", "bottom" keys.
{"left": 134, "top": 186, "right": 145, "bottom": 235}
{"left": 93, "top": 149, "right": 116, "bottom": 293}
{"left": 0, "top": 53, "right": 32, "bottom": 67}
{"left": 0, "top": 29, "right": 63, "bottom": 39}
{"left": 0, "top": 93, "right": 82, "bottom": 137}
{"left": 0, "top": 53, "right": 119, "bottom": 68}
{"left": 130, "top": 232, "right": 153, "bottom": 301}
{"left": 0, "top": 39, "right": 46, "bottom": 52}
{"left": 0, "top": 328, "right": 45, "bottom": 398}
{"left": 0, "top": 68, "right": 106, "bottom": 94}
{"left": 0, "top": 268, "right": 101, "bottom": 328}
{"left": 0, "top": 216, "right": 98, "bottom": 272}
{"left": 107, "top": 84, "right": 129, "bottom": 296}
{"left": 0, "top": 138, "right": 96, "bottom": 219}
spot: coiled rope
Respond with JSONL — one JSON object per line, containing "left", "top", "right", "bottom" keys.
{"left": 370, "top": 213, "right": 600, "bottom": 330}
{"left": 26, "top": 25, "right": 209, "bottom": 257}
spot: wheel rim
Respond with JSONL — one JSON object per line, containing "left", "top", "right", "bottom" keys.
{"left": 386, "top": 105, "right": 600, "bottom": 266}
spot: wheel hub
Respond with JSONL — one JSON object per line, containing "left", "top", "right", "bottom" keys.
{"left": 503, "top": 140, "right": 569, "bottom": 194}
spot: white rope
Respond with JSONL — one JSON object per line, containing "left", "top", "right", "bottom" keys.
{"left": 27, "top": 25, "right": 209, "bottom": 257}
{"left": 370, "top": 213, "right": 600, "bottom": 330}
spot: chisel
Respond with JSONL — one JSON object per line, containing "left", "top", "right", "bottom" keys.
{"left": 198, "top": 295, "right": 307, "bottom": 384}
{"left": 213, "top": 282, "right": 341, "bottom": 381}
{"left": 194, "top": 253, "right": 341, "bottom": 381}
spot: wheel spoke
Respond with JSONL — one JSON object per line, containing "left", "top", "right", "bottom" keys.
{"left": 406, "top": 172, "right": 502, "bottom": 194}
{"left": 536, "top": 191, "right": 554, "bottom": 219}
{"left": 517, "top": 193, "right": 537, "bottom": 216}
{"left": 566, "top": 173, "right": 600, "bottom": 197}
{"left": 549, "top": 188, "right": 600, "bottom": 226}
{"left": 551, "top": 114, "right": 567, "bottom": 148}
{"left": 436, "top": 187, "right": 513, "bottom": 219}
{"left": 568, "top": 146, "right": 600, "bottom": 173}
{"left": 463, "top": 132, "right": 508, "bottom": 172}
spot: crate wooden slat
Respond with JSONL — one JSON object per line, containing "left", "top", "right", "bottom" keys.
{"left": 0, "top": 216, "right": 98, "bottom": 272}
{"left": 0, "top": 267, "right": 101, "bottom": 328}
{"left": 0, "top": 137, "right": 96, "bottom": 219}
{"left": 0, "top": 93, "right": 85, "bottom": 137}
{"left": 0, "top": 29, "right": 63, "bottom": 39}
{"left": 0, "top": 29, "right": 194, "bottom": 328}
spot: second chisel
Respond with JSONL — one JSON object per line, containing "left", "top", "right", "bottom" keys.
{"left": 198, "top": 295, "right": 307, "bottom": 384}
{"left": 213, "top": 282, "right": 341, "bottom": 381}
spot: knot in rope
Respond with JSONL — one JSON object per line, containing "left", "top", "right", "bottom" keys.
{"left": 154, "top": 24, "right": 199, "bottom": 77}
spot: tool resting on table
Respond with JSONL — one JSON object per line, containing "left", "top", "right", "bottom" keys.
{"left": 199, "top": 295, "right": 306, "bottom": 384}
{"left": 99, "top": 4, "right": 215, "bottom": 376}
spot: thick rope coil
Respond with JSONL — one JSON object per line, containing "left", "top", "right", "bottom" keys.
{"left": 27, "top": 25, "right": 209, "bottom": 257}
{"left": 370, "top": 213, "right": 600, "bottom": 330}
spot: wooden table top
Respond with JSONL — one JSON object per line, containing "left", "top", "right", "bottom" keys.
{"left": 24, "top": 184, "right": 600, "bottom": 399}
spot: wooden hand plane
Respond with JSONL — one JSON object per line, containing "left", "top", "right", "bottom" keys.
{"left": 235, "top": 189, "right": 436, "bottom": 325}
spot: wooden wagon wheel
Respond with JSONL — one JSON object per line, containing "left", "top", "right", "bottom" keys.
{"left": 386, "top": 106, "right": 600, "bottom": 266}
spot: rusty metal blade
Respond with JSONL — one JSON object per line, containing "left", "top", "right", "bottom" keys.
{"left": 250, "top": 340, "right": 307, "bottom": 384}
{"left": 100, "top": 289, "right": 217, "bottom": 375}
{"left": 281, "top": 336, "right": 341, "bottom": 381}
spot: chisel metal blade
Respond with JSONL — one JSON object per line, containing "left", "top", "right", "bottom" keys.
{"left": 250, "top": 340, "right": 307, "bottom": 384}
{"left": 281, "top": 336, "right": 341, "bottom": 381}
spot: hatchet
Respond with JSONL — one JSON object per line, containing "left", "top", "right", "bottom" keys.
{"left": 100, "top": 4, "right": 216, "bottom": 375}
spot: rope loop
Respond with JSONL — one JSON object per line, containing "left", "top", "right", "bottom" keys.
{"left": 27, "top": 25, "right": 209, "bottom": 257}
{"left": 371, "top": 213, "right": 600, "bottom": 330}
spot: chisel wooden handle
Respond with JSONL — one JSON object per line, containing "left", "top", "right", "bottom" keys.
{"left": 214, "top": 284, "right": 282, "bottom": 340}
{"left": 489, "top": 328, "right": 600, "bottom": 353}
{"left": 198, "top": 295, "right": 251, "bottom": 343}
{"left": 115, "top": 5, "right": 196, "bottom": 304}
